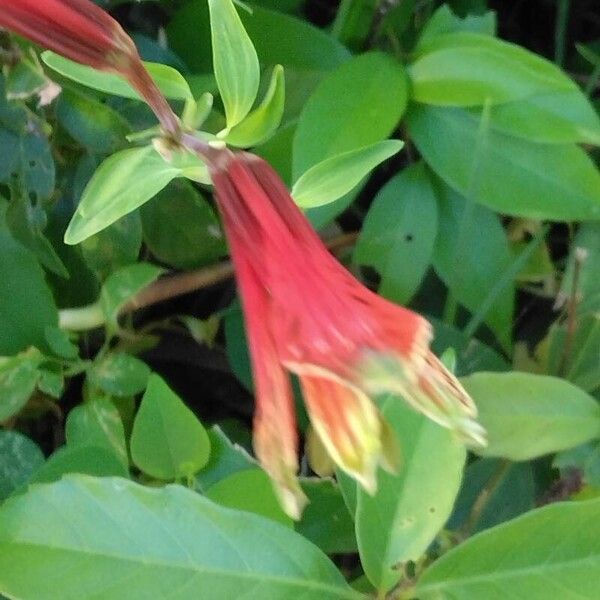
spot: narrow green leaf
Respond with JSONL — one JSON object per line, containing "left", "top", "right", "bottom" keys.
{"left": 292, "top": 140, "right": 403, "bottom": 208}
{"left": 356, "top": 398, "right": 466, "bottom": 592}
{"left": 417, "top": 498, "right": 600, "bottom": 600}
{"left": 42, "top": 51, "right": 192, "bottom": 100}
{"left": 225, "top": 65, "right": 285, "bottom": 147}
{"left": 208, "top": 0, "right": 260, "bottom": 128}
{"left": 410, "top": 32, "right": 576, "bottom": 106}
{"left": 355, "top": 162, "right": 438, "bottom": 303}
{"left": 0, "top": 476, "right": 359, "bottom": 600}
{"left": 130, "top": 374, "right": 210, "bottom": 480}
{"left": 417, "top": 5, "right": 496, "bottom": 46}
{"left": 407, "top": 105, "right": 600, "bottom": 221}
{"left": 463, "top": 372, "right": 600, "bottom": 460}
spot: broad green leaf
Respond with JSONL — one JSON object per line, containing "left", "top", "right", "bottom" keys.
{"left": 131, "top": 374, "right": 210, "bottom": 480}
{"left": 410, "top": 32, "right": 576, "bottom": 106}
{"left": 0, "top": 202, "right": 58, "bottom": 355}
{"left": 293, "top": 52, "right": 408, "bottom": 177}
{"left": 296, "top": 479, "right": 357, "bottom": 554}
{"left": 482, "top": 91, "right": 600, "bottom": 145}
{"left": 30, "top": 446, "right": 128, "bottom": 484}
{"left": 37, "top": 369, "right": 64, "bottom": 399}
{"left": 0, "top": 351, "right": 42, "bottom": 422}
{"left": 56, "top": 87, "right": 130, "bottom": 153}
{"left": 0, "top": 431, "right": 44, "bottom": 501}
{"left": 448, "top": 459, "right": 535, "bottom": 533}
{"left": 42, "top": 51, "right": 192, "bottom": 100}
{"left": 141, "top": 180, "right": 226, "bottom": 270}
{"left": 5, "top": 57, "right": 47, "bottom": 100}
{"left": 224, "top": 302, "right": 253, "bottom": 391}
{"left": 64, "top": 146, "right": 190, "bottom": 245}
{"left": 225, "top": 65, "right": 285, "bottom": 147}
{"left": 44, "top": 327, "right": 79, "bottom": 361}
{"left": 355, "top": 162, "right": 438, "bottom": 303}
{"left": 99, "top": 262, "right": 163, "bottom": 328}
{"left": 195, "top": 426, "right": 256, "bottom": 491}
{"left": 292, "top": 140, "right": 402, "bottom": 208}
{"left": 407, "top": 105, "right": 600, "bottom": 221}
{"left": 417, "top": 498, "right": 600, "bottom": 600}
{"left": 463, "top": 372, "right": 600, "bottom": 460}
{"left": 0, "top": 476, "right": 359, "bottom": 599}
{"left": 65, "top": 398, "right": 128, "bottom": 469}
{"left": 417, "top": 5, "right": 496, "bottom": 47}
{"left": 208, "top": 0, "right": 260, "bottom": 128}
{"left": 432, "top": 180, "right": 514, "bottom": 349}
{"left": 88, "top": 353, "right": 150, "bottom": 398}
{"left": 356, "top": 398, "right": 466, "bottom": 592}
{"left": 206, "top": 468, "right": 291, "bottom": 526}
{"left": 81, "top": 211, "right": 142, "bottom": 280}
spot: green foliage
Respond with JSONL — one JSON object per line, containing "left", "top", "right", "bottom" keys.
{"left": 1, "top": 0, "right": 600, "bottom": 597}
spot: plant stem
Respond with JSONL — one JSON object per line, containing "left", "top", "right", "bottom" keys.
{"left": 58, "top": 232, "right": 359, "bottom": 332}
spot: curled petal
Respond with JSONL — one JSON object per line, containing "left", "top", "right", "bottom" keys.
{"left": 297, "top": 367, "right": 397, "bottom": 494}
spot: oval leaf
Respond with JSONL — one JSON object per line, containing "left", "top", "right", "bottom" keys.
{"left": 407, "top": 105, "right": 600, "bottom": 221}
{"left": 64, "top": 146, "right": 186, "bottom": 245}
{"left": 209, "top": 0, "right": 260, "bottom": 128}
{"left": 355, "top": 162, "right": 438, "bottom": 304}
{"left": 410, "top": 32, "right": 576, "bottom": 106}
{"left": 292, "top": 140, "right": 403, "bottom": 208}
{"left": 42, "top": 51, "right": 192, "bottom": 100}
{"left": 0, "top": 476, "right": 359, "bottom": 599}
{"left": 463, "top": 372, "right": 600, "bottom": 461}
{"left": 356, "top": 398, "right": 466, "bottom": 592}
{"left": 417, "top": 498, "right": 600, "bottom": 600}
{"left": 130, "top": 374, "right": 210, "bottom": 480}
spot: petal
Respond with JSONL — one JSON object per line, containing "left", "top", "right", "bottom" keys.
{"left": 297, "top": 367, "right": 394, "bottom": 494}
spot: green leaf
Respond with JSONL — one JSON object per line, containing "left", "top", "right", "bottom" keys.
{"left": 0, "top": 351, "right": 42, "bottom": 422}
{"left": 417, "top": 5, "right": 496, "bottom": 46}
{"left": 555, "top": 442, "right": 600, "bottom": 487}
{"left": 64, "top": 146, "right": 192, "bottom": 245}
{"left": 56, "top": 87, "right": 130, "bottom": 153}
{"left": 0, "top": 431, "right": 44, "bottom": 501}
{"left": 195, "top": 426, "right": 256, "bottom": 491}
{"left": 42, "top": 51, "right": 192, "bottom": 100}
{"left": 448, "top": 459, "right": 535, "bottom": 533}
{"left": 296, "top": 479, "right": 357, "bottom": 554}
{"left": 43, "top": 326, "right": 79, "bottom": 360}
{"left": 206, "top": 468, "right": 291, "bottom": 526}
{"left": 0, "top": 476, "right": 359, "bottom": 599}
{"left": 432, "top": 180, "right": 514, "bottom": 349}
{"left": 225, "top": 65, "right": 285, "bottom": 147}
{"left": 356, "top": 398, "right": 466, "bottom": 592}
{"left": 0, "top": 202, "right": 58, "bottom": 355}
{"left": 30, "top": 446, "right": 128, "bottom": 484}
{"left": 81, "top": 211, "right": 142, "bottom": 280}
{"left": 292, "top": 140, "right": 403, "bottom": 208}
{"left": 88, "top": 353, "right": 150, "bottom": 398}
{"left": 131, "top": 374, "right": 210, "bottom": 480}
{"left": 482, "top": 91, "right": 600, "bottom": 145}
{"left": 65, "top": 398, "right": 128, "bottom": 469}
{"left": 37, "top": 368, "right": 64, "bottom": 399}
{"left": 416, "top": 497, "right": 600, "bottom": 599}
{"left": 355, "top": 162, "right": 438, "bottom": 303}
{"left": 407, "top": 105, "right": 600, "bottom": 221}
{"left": 208, "top": 0, "right": 260, "bottom": 128}
{"left": 99, "top": 262, "right": 163, "bottom": 329}
{"left": 141, "top": 180, "right": 226, "bottom": 270}
{"left": 293, "top": 52, "right": 408, "bottom": 177}
{"left": 463, "top": 372, "right": 600, "bottom": 460}
{"left": 410, "top": 32, "right": 576, "bottom": 106}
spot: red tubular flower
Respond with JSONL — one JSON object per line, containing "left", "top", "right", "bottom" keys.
{"left": 0, "top": 0, "right": 179, "bottom": 136}
{"left": 207, "top": 149, "right": 486, "bottom": 518}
